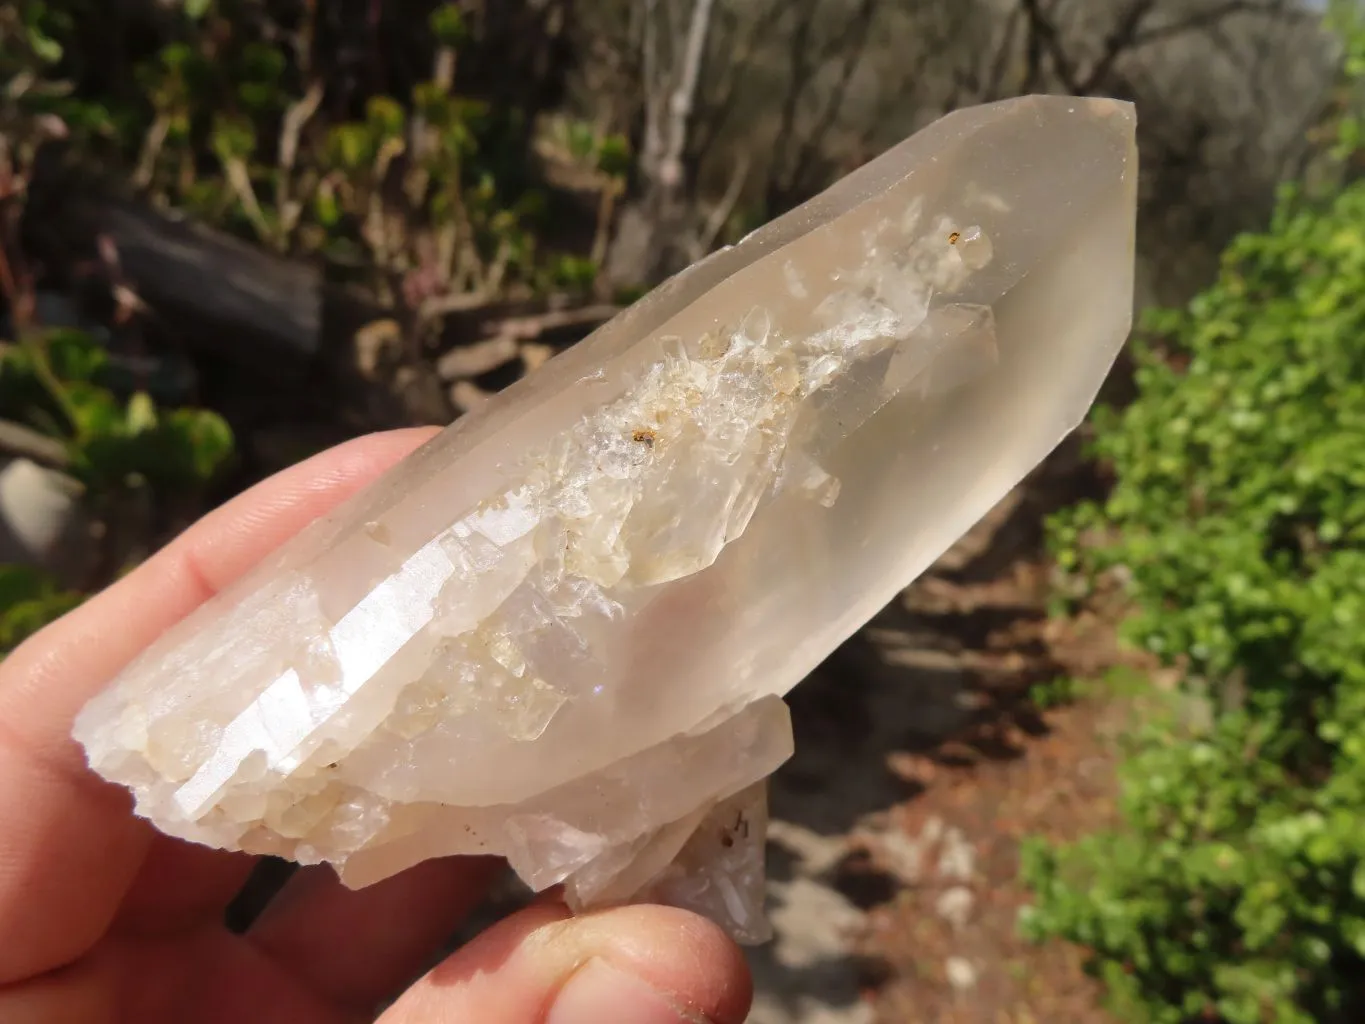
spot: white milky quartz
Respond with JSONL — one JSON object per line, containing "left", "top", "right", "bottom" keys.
{"left": 73, "top": 96, "right": 1137, "bottom": 943}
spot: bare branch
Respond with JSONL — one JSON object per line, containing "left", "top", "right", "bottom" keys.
{"left": 765, "top": 0, "right": 822, "bottom": 209}
{"left": 687, "top": 0, "right": 786, "bottom": 168}
{"left": 1079, "top": 0, "right": 1162, "bottom": 93}
{"left": 1019, "top": 0, "right": 1310, "bottom": 97}
{"left": 787, "top": 0, "right": 879, "bottom": 201}
{"left": 275, "top": 80, "right": 325, "bottom": 242}
{"left": 1019, "top": 0, "right": 1087, "bottom": 92}
{"left": 984, "top": 5, "right": 1024, "bottom": 102}
{"left": 132, "top": 115, "right": 170, "bottom": 191}
{"left": 222, "top": 157, "right": 273, "bottom": 241}
{"left": 0, "top": 418, "right": 69, "bottom": 469}
{"left": 660, "top": 0, "right": 718, "bottom": 190}
{"left": 1130, "top": 0, "right": 1313, "bottom": 50}
{"left": 641, "top": 0, "right": 665, "bottom": 177}
{"left": 695, "top": 151, "right": 750, "bottom": 257}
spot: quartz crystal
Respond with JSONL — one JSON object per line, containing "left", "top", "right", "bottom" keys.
{"left": 73, "top": 96, "right": 1137, "bottom": 943}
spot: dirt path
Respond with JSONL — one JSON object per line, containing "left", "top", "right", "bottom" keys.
{"left": 747, "top": 443, "right": 1129, "bottom": 1023}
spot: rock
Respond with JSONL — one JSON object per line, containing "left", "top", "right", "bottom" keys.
{"left": 0, "top": 458, "right": 90, "bottom": 582}
{"left": 945, "top": 956, "right": 978, "bottom": 992}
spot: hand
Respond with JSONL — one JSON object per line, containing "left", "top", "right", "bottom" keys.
{"left": 0, "top": 428, "right": 751, "bottom": 1024}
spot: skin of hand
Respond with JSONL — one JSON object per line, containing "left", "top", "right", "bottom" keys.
{"left": 0, "top": 428, "right": 753, "bottom": 1024}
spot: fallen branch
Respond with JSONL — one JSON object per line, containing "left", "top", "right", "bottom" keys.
{"left": 25, "top": 165, "right": 323, "bottom": 367}
{"left": 488, "top": 303, "right": 620, "bottom": 342}
{"left": 0, "top": 418, "right": 69, "bottom": 468}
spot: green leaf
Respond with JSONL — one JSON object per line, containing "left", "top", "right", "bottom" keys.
{"left": 429, "top": 4, "right": 468, "bottom": 47}
{"left": 125, "top": 392, "right": 157, "bottom": 434}
{"left": 0, "top": 566, "right": 82, "bottom": 655}
{"left": 26, "top": 26, "right": 62, "bottom": 64}
{"left": 596, "top": 134, "right": 632, "bottom": 178}
{"left": 164, "top": 407, "right": 234, "bottom": 481}
{"left": 366, "top": 96, "right": 406, "bottom": 139}
{"left": 211, "top": 114, "right": 257, "bottom": 162}
{"left": 326, "top": 123, "right": 374, "bottom": 171}
{"left": 44, "top": 329, "right": 107, "bottom": 383}
{"left": 1023, "top": 150, "right": 1365, "bottom": 1024}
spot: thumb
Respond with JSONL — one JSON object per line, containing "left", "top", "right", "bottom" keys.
{"left": 378, "top": 901, "right": 752, "bottom": 1024}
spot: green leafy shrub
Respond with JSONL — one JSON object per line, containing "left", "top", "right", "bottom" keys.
{"left": 0, "top": 329, "right": 234, "bottom": 655}
{"left": 7, "top": 0, "right": 612, "bottom": 309}
{"left": 1021, "top": 176, "right": 1365, "bottom": 1021}
{"left": 0, "top": 565, "right": 81, "bottom": 651}
{"left": 1027, "top": 675, "right": 1090, "bottom": 710}
{"left": 0, "top": 329, "right": 233, "bottom": 493}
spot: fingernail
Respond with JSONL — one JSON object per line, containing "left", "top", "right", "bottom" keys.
{"left": 547, "top": 958, "right": 710, "bottom": 1024}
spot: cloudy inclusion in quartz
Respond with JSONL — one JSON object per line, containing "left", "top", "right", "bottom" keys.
{"left": 111, "top": 209, "right": 996, "bottom": 915}
{"left": 73, "top": 96, "right": 1138, "bottom": 944}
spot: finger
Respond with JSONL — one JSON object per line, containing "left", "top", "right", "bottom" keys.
{"left": 0, "top": 927, "right": 337, "bottom": 1024}
{"left": 114, "top": 839, "right": 258, "bottom": 935}
{"left": 248, "top": 856, "right": 501, "bottom": 1012}
{"left": 379, "top": 902, "right": 752, "bottom": 1024}
{"left": 0, "top": 428, "right": 437, "bottom": 984}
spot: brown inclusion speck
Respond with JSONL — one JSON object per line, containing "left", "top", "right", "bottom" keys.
{"left": 948, "top": 231, "right": 961, "bottom": 244}
{"left": 632, "top": 428, "right": 657, "bottom": 448}
{"left": 698, "top": 330, "right": 733, "bottom": 360}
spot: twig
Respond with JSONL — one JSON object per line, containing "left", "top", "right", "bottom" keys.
{"left": 1130, "top": 0, "right": 1310, "bottom": 50}
{"left": 1019, "top": 0, "right": 1086, "bottom": 93}
{"left": 493, "top": 304, "right": 620, "bottom": 340}
{"left": 0, "top": 419, "right": 69, "bottom": 468}
{"left": 590, "top": 177, "right": 622, "bottom": 267}
{"left": 222, "top": 157, "right": 273, "bottom": 242}
{"left": 641, "top": 0, "right": 664, "bottom": 178}
{"left": 436, "top": 334, "right": 519, "bottom": 380}
{"left": 787, "top": 0, "right": 879, "bottom": 200}
{"left": 659, "top": 0, "right": 717, "bottom": 190}
{"left": 985, "top": 6, "right": 1024, "bottom": 101}
{"left": 419, "top": 291, "right": 498, "bottom": 320}
{"left": 133, "top": 113, "right": 171, "bottom": 190}
{"left": 696, "top": 152, "right": 749, "bottom": 257}
{"left": 766, "top": 0, "right": 819, "bottom": 209}
{"left": 275, "top": 80, "right": 325, "bottom": 242}
{"left": 687, "top": 0, "right": 785, "bottom": 165}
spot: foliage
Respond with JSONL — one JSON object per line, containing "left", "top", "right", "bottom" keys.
{"left": 0, "top": 329, "right": 233, "bottom": 493}
{"left": 1021, "top": 168, "right": 1365, "bottom": 1021}
{"left": 4, "top": 0, "right": 629, "bottom": 310}
{"left": 0, "top": 564, "right": 81, "bottom": 652}
{"left": 0, "top": 1, "right": 641, "bottom": 656}
{"left": 0, "top": 328, "right": 234, "bottom": 655}
{"left": 1027, "top": 675, "right": 1090, "bottom": 710}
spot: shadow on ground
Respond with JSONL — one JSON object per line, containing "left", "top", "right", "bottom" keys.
{"left": 746, "top": 441, "right": 1100, "bottom": 1023}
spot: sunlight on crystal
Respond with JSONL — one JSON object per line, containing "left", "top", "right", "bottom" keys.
{"left": 73, "top": 95, "right": 1137, "bottom": 943}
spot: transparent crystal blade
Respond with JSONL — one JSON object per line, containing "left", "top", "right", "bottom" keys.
{"left": 73, "top": 95, "right": 1137, "bottom": 942}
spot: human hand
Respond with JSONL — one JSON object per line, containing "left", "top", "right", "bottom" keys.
{"left": 0, "top": 428, "right": 752, "bottom": 1024}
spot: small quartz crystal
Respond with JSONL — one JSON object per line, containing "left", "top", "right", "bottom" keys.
{"left": 73, "top": 96, "right": 1138, "bottom": 943}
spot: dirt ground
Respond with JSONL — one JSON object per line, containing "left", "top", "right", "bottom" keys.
{"left": 748, "top": 439, "right": 1136, "bottom": 1024}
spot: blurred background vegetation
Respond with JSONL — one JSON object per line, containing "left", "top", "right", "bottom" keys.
{"left": 2, "top": 0, "right": 1364, "bottom": 1021}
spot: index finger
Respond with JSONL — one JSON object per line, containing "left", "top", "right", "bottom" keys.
{"left": 0, "top": 427, "right": 436, "bottom": 983}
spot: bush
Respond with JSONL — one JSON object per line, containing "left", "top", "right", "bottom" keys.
{"left": 1020, "top": 177, "right": 1365, "bottom": 1022}
{"left": 5, "top": 0, "right": 628, "bottom": 307}
{"left": 0, "top": 328, "right": 235, "bottom": 655}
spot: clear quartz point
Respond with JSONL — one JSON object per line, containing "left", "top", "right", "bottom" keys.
{"left": 73, "top": 95, "right": 1137, "bottom": 943}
